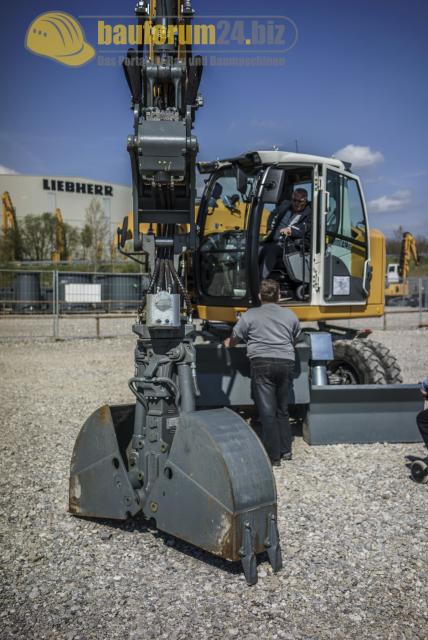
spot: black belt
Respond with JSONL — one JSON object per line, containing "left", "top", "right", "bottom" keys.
{"left": 251, "top": 357, "right": 294, "bottom": 363}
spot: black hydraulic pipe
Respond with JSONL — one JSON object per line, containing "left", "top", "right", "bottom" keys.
{"left": 177, "top": 364, "right": 195, "bottom": 412}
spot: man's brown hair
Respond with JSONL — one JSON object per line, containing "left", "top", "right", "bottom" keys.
{"left": 260, "top": 279, "right": 280, "bottom": 303}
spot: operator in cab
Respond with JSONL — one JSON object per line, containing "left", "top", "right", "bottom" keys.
{"left": 224, "top": 279, "right": 301, "bottom": 466}
{"left": 259, "top": 188, "right": 312, "bottom": 280}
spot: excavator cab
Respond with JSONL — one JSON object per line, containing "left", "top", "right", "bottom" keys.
{"left": 195, "top": 151, "right": 372, "bottom": 310}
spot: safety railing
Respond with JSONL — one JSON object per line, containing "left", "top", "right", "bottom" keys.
{"left": 0, "top": 269, "right": 148, "bottom": 339}
{"left": 0, "top": 270, "right": 427, "bottom": 338}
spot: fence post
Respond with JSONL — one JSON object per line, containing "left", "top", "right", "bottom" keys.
{"left": 53, "top": 271, "right": 59, "bottom": 339}
{"left": 95, "top": 315, "right": 100, "bottom": 339}
{"left": 382, "top": 309, "right": 387, "bottom": 330}
{"left": 419, "top": 278, "right": 423, "bottom": 328}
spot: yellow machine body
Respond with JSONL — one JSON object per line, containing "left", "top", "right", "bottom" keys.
{"left": 197, "top": 227, "right": 385, "bottom": 323}
{"left": 120, "top": 213, "right": 385, "bottom": 325}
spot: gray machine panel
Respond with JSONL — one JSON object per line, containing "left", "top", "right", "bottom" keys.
{"left": 305, "top": 384, "right": 424, "bottom": 445}
{"left": 195, "top": 341, "right": 311, "bottom": 408}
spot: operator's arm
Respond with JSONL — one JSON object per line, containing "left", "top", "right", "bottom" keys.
{"left": 288, "top": 214, "right": 312, "bottom": 240}
{"left": 279, "top": 224, "right": 302, "bottom": 238}
{"left": 281, "top": 206, "right": 312, "bottom": 240}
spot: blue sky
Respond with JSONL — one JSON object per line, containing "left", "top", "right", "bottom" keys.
{"left": 0, "top": 0, "right": 427, "bottom": 236}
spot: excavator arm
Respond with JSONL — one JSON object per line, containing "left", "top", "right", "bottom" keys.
{"left": 398, "top": 232, "right": 419, "bottom": 278}
{"left": 120, "top": 0, "right": 203, "bottom": 261}
{"left": 51, "top": 208, "right": 66, "bottom": 262}
{"left": 70, "top": 1, "right": 282, "bottom": 587}
{"left": 2, "top": 191, "right": 23, "bottom": 261}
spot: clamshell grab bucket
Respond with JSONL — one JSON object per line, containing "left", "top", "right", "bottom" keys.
{"left": 69, "top": 404, "right": 281, "bottom": 583}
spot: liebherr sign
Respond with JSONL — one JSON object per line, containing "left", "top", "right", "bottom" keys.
{"left": 42, "top": 179, "right": 113, "bottom": 196}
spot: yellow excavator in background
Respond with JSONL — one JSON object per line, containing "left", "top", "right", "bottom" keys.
{"left": 51, "top": 208, "right": 67, "bottom": 263}
{"left": 385, "top": 232, "right": 419, "bottom": 303}
{"left": 1, "top": 191, "right": 23, "bottom": 260}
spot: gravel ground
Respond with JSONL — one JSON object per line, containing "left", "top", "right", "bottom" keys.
{"left": 0, "top": 307, "right": 428, "bottom": 340}
{"left": 1, "top": 329, "right": 428, "bottom": 639}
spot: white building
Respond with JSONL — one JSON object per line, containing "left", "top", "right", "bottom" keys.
{"left": 0, "top": 174, "right": 132, "bottom": 240}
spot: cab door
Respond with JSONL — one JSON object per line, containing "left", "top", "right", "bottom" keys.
{"left": 193, "top": 166, "right": 259, "bottom": 308}
{"left": 321, "top": 168, "right": 371, "bottom": 304}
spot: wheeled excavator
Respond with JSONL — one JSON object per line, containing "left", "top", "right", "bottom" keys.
{"left": 385, "top": 232, "right": 419, "bottom": 304}
{"left": 69, "top": 0, "right": 424, "bottom": 585}
{"left": 1, "top": 191, "right": 23, "bottom": 261}
{"left": 51, "top": 208, "right": 67, "bottom": 263}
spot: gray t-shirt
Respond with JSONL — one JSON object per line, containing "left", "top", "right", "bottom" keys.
{"left": 232, "top": 303, "right": 301, "bottom": 361}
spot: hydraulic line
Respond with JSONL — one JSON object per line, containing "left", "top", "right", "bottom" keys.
{"left": 168, "top": 258, "right": 192, "bottom": 316}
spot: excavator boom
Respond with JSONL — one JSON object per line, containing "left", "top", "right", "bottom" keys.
{"left": 2, "top": 191, "right": 23, "bottom": 261}
{"left": 70, "top": 0, "right": 283, "bottom": 587}
{"left": 399, "top": 231, "right": 419, "bottom": 278}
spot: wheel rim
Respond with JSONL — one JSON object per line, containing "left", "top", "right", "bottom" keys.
{"left": 327, "top": 361, "right": 360, "bottom": 385}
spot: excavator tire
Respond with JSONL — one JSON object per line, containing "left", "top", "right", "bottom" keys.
{"left": 328, "top": 339, "right": 387, "bottom": 385}
{"left": 363, "top": 339, "right": 403, "bottom": 384}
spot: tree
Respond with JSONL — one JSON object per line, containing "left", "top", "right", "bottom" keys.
{"left": 83, "top": 198, "right": 109, "bottom": 268}
{"left": 63, "top": 223, "right": 80, "bottom": 260}
{"left": 20, "top": 212, "right": 56, "bottom": 260}
{"left": 386, "top": 225, "right": 405, "bottom": 256}
{"left": 12, "top": 213, "right": 81, "bottom": 261}
{"left": 0, "top": 229, "right": 21, "bottom": 262}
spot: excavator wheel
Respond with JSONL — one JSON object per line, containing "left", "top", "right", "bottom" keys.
{"left": 410, "top": 458, "right": 428, "bottom": 484}
{"left": 327, "top": 339, "right": 387, "bottom": 385}
{"left": 363, "top": 339, "right": 403, "bottom": 384}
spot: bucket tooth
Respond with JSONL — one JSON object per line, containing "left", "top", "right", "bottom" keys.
{"left": 265, "top": 514, "right": 283, "bottom": 573}
{"left": 240, "top": 522, "right": 257, "bottom": 586}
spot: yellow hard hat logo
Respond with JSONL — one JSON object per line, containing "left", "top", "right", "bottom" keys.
{"left": 25, "top": 12, "right": 95, "bottom": 67}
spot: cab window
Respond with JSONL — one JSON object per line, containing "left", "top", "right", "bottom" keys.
{"left": 324, "top": 170, "right": 368, "bottom": 300}
{"left": 199, "top": 169, "right": 255, "bottom": 299}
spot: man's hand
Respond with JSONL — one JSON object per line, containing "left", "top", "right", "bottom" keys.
{"left": 280, "top": 226, "right": 292, "bottom": 236}
{"left": 224, "top": 335, "right": 240, "bottom": 348}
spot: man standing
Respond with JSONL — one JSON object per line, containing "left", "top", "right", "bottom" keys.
{"left": 224, "top": 279, "right": 301, "bottom": 466}
{"left": 259, "top": 188, "right": 312, "bottom": 280}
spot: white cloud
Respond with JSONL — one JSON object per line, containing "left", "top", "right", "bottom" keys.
{"left": 0, "top": 164, "right": 19, "bottom": 175}
{"left": 368, "top": 190, "right": 411, "bottom": 214}
{"left": 333, "top": 144, "right": 384, "bottom": 169}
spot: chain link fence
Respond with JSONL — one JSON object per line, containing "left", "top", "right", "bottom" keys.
{"left": 385, "top": 277, "right": 427, "bottom": 308}
{"left": 0, "top": 270, "right": 427, "bottom": 339}
{"left": 0, "top": 270, "right": 148, "bottom": 339}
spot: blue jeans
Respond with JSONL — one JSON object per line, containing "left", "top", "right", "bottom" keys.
{"left": 251, "top": 357, "right": 295, "bottom": 462}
